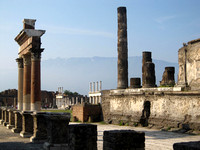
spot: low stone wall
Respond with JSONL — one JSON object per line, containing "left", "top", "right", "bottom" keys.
{"left": 72, "top": 103, "right": 102, "bottom": 122}
{"left": 173, "top": 141, "right": 200, "bottom": 150}
{"left": 103, "top": 130, "right": 145, "bottom": 150}
{"left": 102, "top": 89, "right": 200, "bottom": 130}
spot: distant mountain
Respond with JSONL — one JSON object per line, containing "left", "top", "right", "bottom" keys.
{"left": 41, "top": 56, "right": 178, "bottom": 95}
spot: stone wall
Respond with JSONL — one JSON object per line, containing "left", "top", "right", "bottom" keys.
{"left": 72, "top": 103, "right": 102, "bottom": 122}
{"left": 102, "top": 89, "right": 200, "bottom": 130}
{"left": 178, "top": 38, "right": 200, "bottom": 90}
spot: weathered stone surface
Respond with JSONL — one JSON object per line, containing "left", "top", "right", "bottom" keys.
{"left": 130, "top": 78, "right": 141, "bottom": 88}
{"left": 69, "top": 124, "right": 97, "bottom": 150}
{"left": 11, "top": 110, "right": 22, "bottom": 133}
{"left": 117, "top": 7, "right": 128, "bottom": 89}
{"left": 102, "top": 89, "right": 200, "bottom": 130}
{"left": 30, "top": 112, "right": 47, "bottom": 143}
{"left": 20, "top": 111, "right": 33, "bottom": 138}
{"left": 3, "top": 109, "right": 9, "bottom": 126}
{"left": 142, "top": 52, "right": 156, "bottom": 88}
{"left": 160, "top": 67, "right": 175, "bottom": 86}
{"left": 103, "top": 130, "right": 145, "bottom": 150}
{"left": 177, "top": 38, "right": 200, "bottom": 90}
{"left": 173, "top": 141, "right": 200, "bottom": 150}
{"left": 43, "top": 112, "right": 70, "bottom": 150}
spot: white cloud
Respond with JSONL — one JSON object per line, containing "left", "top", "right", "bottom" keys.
{"left": 155, "top": 15, "right": 177, "bottom": 24}
{"left": 42, "top": 25, "right": 115, "bottom": 38}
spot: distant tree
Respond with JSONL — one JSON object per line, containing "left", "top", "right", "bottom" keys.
{"left": 64, "top": 90, "right": 80, "bottom": 96}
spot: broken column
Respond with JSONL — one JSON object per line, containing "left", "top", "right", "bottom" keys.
{"left": 12, "top": 110, "right": 22, "bottom": 133}
{"left": 160, "top": 67, "right": 175, "bottom": 86}
{"left": 130, "top": 78, "right": 141, "bottom": 88}
{"left": 142, "top": 51, "right": 156, "bottom": 88}
{"left": 7, "top": 109, "right": 15, "bottom": 129}
{"left": 117, "top": 7, "right": 128, "bottom": 89}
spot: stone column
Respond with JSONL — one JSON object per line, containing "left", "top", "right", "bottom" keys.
{"left": 16, "top": 58, "right": 23, "bottom": 110}
{"left": 23, "top": 54, "right": 31, "bottom": 111}
{"left": 160, "top": 67, "right": 175, "bottom": 86}
{"left": 89, "top": 82, "right": 92, "bottom": 92}
{"left": 93, "top": 82, "right": 95, "bottom": 92}
{"left": 100, "top": 81, "right": 102, "bottom": 91}
{"left": 12, "top": 110, "right": 22, "bottom": 133}
{"left": 130, "top": 78, "right": 141, "bottom": 88}
{"left": 3, "top": 109, "right": 9, "bottom": 126}
{"left": 31, "top": 49, "right": 43, "bottom": 111}
{"left": 7, "top": 109, "right": 15, "bottom": 129}
{"left": 117, "top": 7, "right": 128, "bottom": 89}
{"left": 0, "top": 108, "right": 5, "bottom": 124}
{"left": 142, "top": 51, "right": 156, "bottom": 88}
{"left": 96, "top": 81, "right": 99, "bottom": 91}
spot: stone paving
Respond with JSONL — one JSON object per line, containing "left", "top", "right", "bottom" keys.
{"left": 0, "top": 123, "right": 199, "bottom": 150}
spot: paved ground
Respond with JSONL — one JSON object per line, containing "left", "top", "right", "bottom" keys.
{"left": 0, "top": 123, "right": 199, "bottom": 150}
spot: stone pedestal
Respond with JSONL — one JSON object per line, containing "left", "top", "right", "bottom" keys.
{"left": 30, "top": 112, "right": 47, "bottom": 143}
{"left": 103, "top": 130, "right": 145, "bottom": 150}
{"left": 117, "top": 7, "right": 128, "bottom": 89}
{"left": 12, "top": 110, "right": 22, "bottom": 133}
{"left": 3, "top": 109, "right": 9, "bottom": 126}
{"left": 7, "top": 109, "right": 15, "bottom": 129}
{"left": 43, "top": 112, "right": 71, "bottom": 150}
{"left": 69, "top": 124, "right": 97, "bottom": 150}
{"left": 20, "top": 111, "right": 33, "bottom": 138}
{"left": 130, "top": 78, "right": 141, "bottom": 88}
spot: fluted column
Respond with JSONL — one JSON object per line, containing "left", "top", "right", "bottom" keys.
{"left": 16, "top": 58, "right": 24, "bottom": 110}
{"left": 23, "top": 54, "right": 31, "bottom": 111}
{"left": 31, "top": 49, "right": 43, "bottom": 111}
{"left": 117, "top": 7, "right": 128, "bottom": 89}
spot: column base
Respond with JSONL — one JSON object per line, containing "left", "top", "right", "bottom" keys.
{"left": 7, "top": 125, "right": 14, "bottom": 129}
{"left": 30, "top": 136, "right": 47, "bottom": 144}
{"left": 11, "top": 128, "right": 22, "bottom": 133}
{"left": 0, "top": 120, "right": 4, "bottom": 125}
{"left": 20, "top": 131, "right": 33, "bottom": 138}
{"left": 3, "top": 122, "right": 8, "bottom": 126}
{"left": 43, "top": 142, "right": 69, "bottom": 150}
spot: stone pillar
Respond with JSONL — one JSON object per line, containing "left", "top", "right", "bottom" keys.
{"left": 43, "top": 113, "right": 71, "bottom": 150}
{"left": 12, "top": 110, "right": 22, "bottom": 133}
{"left": 100, "top": 81, "right": 102, "bottom": 91}
{"left": 3, "top": 109, "right": 9, "bottom": 126}
{"left": 7, "top": 109, "right": 15, "bottom": 129}
{"left": 89, "top": 82, "right": 92, "bottom": 92}
{"left": 142, "top": 51, "right": 156, "bottom": 88}
{"left": 93, "top": 82, "right": 95, "bottom": 92}
{"left": 23, "top": 54, "right": 31, "bottom": 111}
{"left": 31, "top": 48, "right": 43, "bottom": 111}
{"left": 0, "top": 108, "right": 5, "bottom": 124}
{"left": 160, "top": 67, "right": 175, "bottom": 86}
{"left": 69, "top": 124, "right": 97, "bottom": 150}
{"left": 96, "top": 81, "right": 99, "bottom": 91}
{"left": 16, "top": 58, "right": 23, "bottom": 110}
{"left": 130, "top": 78, "right": 141, "bottom": 88}
{"left": 20, "top": 111, "right": 34, "bottom": 138}
{"left": 117, "top": 7, "right": 128, "bottom": 89}
{"left": 30, "top": 112, "right": 47, "bottom": 143}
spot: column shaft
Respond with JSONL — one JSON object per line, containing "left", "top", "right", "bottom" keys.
{"left": 16, "top": 58, "right": 23, "bottom": 110}
{"left": 31, "top": 51, "right": 42, "bottom": 111}
{"left": 117, "top": 7, "right": 128, "bottom": 89}
{"left": 23, "top": 55, "right": 31, "bottom": 111}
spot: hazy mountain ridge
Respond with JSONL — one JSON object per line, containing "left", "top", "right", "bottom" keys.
{"left": 41, "top": 56, "right": 178, "bottom": 95}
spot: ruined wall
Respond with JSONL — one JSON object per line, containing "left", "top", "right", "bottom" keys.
{"left": 178, "top": 38, "right": 200, "bottom": 90}
{"left": 102, "top": 89, "right": 200, "bottom": 130}
{"left": 72, "top": 104, "right": 102, "bottom": 122}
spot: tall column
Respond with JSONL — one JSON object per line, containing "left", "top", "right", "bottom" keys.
{"left": 93, "top": 82, "right": 95, "bottom": 92}
{"left": 117, "top": 7, "right": 128, "bottom": 89}
{"left": 96, "top": 81, "right": 99, "bottom": 91}
{"left": 23, "top": 54, "right": 31, "bottom": 111}
{"left": 16, "top": 58, "right": 23, "bottom": 110}
{"left": 100, "top": 81, "right": 102, "bottom": 91}
{"left": 31, "top": 49, "right": 43, "bottom": 111}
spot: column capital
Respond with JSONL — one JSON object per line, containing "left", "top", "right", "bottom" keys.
{"left": 16, "top": 58, "right": 24, "bottom": 68}
{"left": 31, "top": 48, "right": 44, "bottom": 60}
{"left": 22, "top": 54, "right": 31, "bottom": 66}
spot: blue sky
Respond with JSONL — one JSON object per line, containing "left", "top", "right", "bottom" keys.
{"left": 0, "top": 0, "right": 200, "bottom": 92}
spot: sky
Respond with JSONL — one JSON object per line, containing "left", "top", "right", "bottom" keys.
{"left": 0, "top": 0, "right": 200, "bottom": 93}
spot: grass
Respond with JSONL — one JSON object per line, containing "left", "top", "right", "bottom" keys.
{"left": 41, "top": 109, "right": 72, "bottom": 114}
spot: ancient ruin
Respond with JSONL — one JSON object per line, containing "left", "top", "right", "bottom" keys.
{"left": 160, "top": 67, "right": 175, "bottom": 86}
{"left": 15, "top": 19, "right": 45, "bottom": 111}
